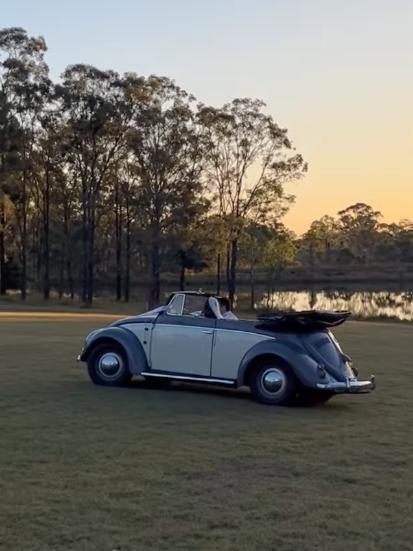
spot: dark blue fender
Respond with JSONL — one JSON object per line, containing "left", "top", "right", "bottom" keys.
{"left": 237, "top": 338, "right": 320, "bottom": 388}
{"left": 79, "top": 327, "right": 148, "bottom": 375}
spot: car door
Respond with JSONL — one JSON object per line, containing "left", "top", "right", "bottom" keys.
{"left": 149, "top": 294, "right": 215, "bottom": 376}
{"left": 212, "top": 318, "right": 275, "bottom": 380}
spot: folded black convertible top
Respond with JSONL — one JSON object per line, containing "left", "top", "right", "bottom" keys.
{"left": 256, "top": 310, "right": 351, "bottom": 330}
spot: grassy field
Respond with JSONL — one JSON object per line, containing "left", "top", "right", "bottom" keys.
{"left": 1, "top": 315, "right": 412, "bottom": 551}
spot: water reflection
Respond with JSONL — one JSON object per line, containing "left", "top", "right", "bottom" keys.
{"left": 256, "top": 290, "right": 413, "bottom": 321}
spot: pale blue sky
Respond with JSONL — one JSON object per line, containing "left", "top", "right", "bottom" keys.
{"left": 2, "top": 0, "right": 412, "bottom": 232}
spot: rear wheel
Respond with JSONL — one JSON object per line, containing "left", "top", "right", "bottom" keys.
{"left": 250, "top": 363, "right": 296, "bottom": 406}
{"left": 87, "top": 344, "right": 131, "bottom": 386}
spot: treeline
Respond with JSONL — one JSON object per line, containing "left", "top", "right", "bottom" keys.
{"left": 1, "top": 29, "right": 411, "bottom": 308}
{"left": 241, "top": 203, "right": 413, "bottom": 309}
{"left": 0, "top": 27, "right": 306, "bottom": 306}
{"left": 299, "top": 203, "right": 413, "bottom": 267}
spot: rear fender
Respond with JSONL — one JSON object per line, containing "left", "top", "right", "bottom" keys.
{"left": 237, "top": 339, "right": 320, "bottom": 388}
{"left": 80, "top": 327, "right": 148, "bottom": 375}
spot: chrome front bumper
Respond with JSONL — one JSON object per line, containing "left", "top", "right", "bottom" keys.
{"left": 317, "top": 375, "right": 375, "bottom": 393}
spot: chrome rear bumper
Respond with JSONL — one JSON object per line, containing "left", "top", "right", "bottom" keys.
{"left": 317, "top": 375, "right": 375, "bottom": 393}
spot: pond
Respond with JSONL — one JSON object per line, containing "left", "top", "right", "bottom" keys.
{"left": 124, "top": 283, "right": 413, "bottom": 322}
{"left": 240, "top": 288, "right": 413, "bottom": 321}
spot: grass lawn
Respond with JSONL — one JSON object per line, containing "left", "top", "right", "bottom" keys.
{"left": 1, "top": 315, "right": 412, "bottom": 550}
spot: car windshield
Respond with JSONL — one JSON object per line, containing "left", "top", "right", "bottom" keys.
{"left": 166, "top": 294, "right": 185, "bottom": 315}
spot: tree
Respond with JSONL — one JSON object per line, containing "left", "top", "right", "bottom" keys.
{"left": 128, "top": 76, "right": 205, "bottom": 305}
{"left": 0, "top": 89, "right": 20, "bottom": 294}
{"left": 0, "top": 27, "right": 50, "bottom": 298}
{"left": 57, "top": 65, "right": 133, "bottom": 304}
{"left": 199, "top": 98, "right": 306, "bottom": 307}
{"left": 31, "top": 104, "right": 69, "bottom": 299}
{"left": 299, "top": 215, "right": 338, "bottom": 271}
{"left": 262, "top": 225, "right": 296, "bottom": 309}
{"left": 337, "top": 203, "right": 382, "bottom": 264}
{"left": 376, "top": 220, "right": 413, "bottom": 264}
{"left": 239, "top": 221, "right": 273, "bottom": 309}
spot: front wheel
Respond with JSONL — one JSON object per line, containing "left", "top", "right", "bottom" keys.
{"left": 250, "top": 363, "right": 296, "bottom": 405}
{"left": 87, "top": 344, "right": 132, "bottom": 386}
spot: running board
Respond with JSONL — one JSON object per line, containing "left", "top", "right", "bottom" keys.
{"left": 141, "top": 372, "right": 235, "bottom": 386}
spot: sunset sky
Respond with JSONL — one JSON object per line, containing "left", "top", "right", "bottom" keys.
{"left": 2, "top": 0, "right": 412, "bottom": 234}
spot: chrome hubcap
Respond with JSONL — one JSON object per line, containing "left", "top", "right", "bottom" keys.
{"left": 261, "top": 368, "right": 286, "bottom": 395}
{"left": 98, "top": 352, "right": 123, "bottom": 379}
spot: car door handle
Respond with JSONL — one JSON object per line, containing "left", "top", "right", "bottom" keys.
{"left": 202, "top": 330, "right": 214, "bottom": 334}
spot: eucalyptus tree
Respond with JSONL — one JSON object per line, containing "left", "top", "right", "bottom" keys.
{"left": 0, "top": 27, "right": 50, "bottom": 298}
{"left": 375, "top": 219, "right": 413, "bottom": 265}
{"left": 56, "top": 65, "right": 137, "bottom": 304}
{"left": 54, "top": 165, "right": 80, "bottom": 299}
{"left": 198, "top": 98, "right": 306, "bottom": 306}
{"left": 195, "top": 214, "right": 227, "bottom": 295}
{"left": 169, "top": 202, "right": 209, "bottom": 291}
{"left": 0, "top": 88, "right": 20, "bottom": 294}
{"left": 239, "top": 221, "right": 274, "bottom": 309}
{"left": 102, "top": 158, "right": 139, "bottom": 301}
{"left": 27, "top": 94, "right": 72, "bottom": 299}
{"left": 117, "top": 160, "right": 142, "bottom": 302}
{"left": 337, "top": 203, "right": 382, "bottom": 264}
{"left": 299, "top": 215, "right": 338, "bottom": 270}
{"left": 128, "top": 76, "right": 206, "bottom": 304}
{"left": 262, "top": 225, "right": 297, "bottom": 309}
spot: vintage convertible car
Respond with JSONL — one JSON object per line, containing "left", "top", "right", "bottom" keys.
{"left": 77, "top": 291, "right": 375, "bottom": 405}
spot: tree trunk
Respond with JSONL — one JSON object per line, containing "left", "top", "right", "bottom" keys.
{"left": 63, "top": 203, "right": 74, "bottom": 299}
{"left": 150, "top": 225, "right": 161, "bottom": 306}
{"left": 225, "top": 243, "right": 230, "bottom": 292}
{"left": 228, "top": 239, "right": 237, "bottom": 309}
{"left": 81, "top": 183, "right": 95, "bottom": 306}
{"left": 309, "top": 242, "right": 315, "bottom": 282}
{"left": 249, "top": 256, "right": 255, "bottom": 311}
{"left": 58, "top": 249, "right": 64, "bottom": 299}
{"left": 216, "top": 252, "right": 221, "bottom": 295}
{"left": 0, "top": 152, "right": 5, "bottom": 294}
{"left": 43, "top": 166, "right": 50, "bottom": 299}
{"left": 81, "top": 185, "right": 88, "bottom": 303}
{"left": 123, "top": 199, "right": 131, "bottom": 302}
{"left": 20, "top": 172, "right": 27, "bottom": 300}
{"left": 34, "top": 218, "right": 41, "bottom": 291}
{"left": 67, "top": 259, "right": 74, "bottom": 299}
{"left": 0, "top": 196, "right": 6, "bottom": 295}
{"left": 115, "top": 180, "right": 122, "bottom": 301}
{"left": 179, "top": 262, "right": 186, "bottom": 291}
{"left": 86, "top": 212, "right": 95, "bottom": 306}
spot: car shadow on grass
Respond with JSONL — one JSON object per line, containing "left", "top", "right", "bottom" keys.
{"left": 124, "top": 377, "right": 349, "bottom": 408}
{"left": 128, "top": 376, "right": 252, "bottom": 401}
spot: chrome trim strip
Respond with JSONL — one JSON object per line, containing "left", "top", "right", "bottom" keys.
{"left": 141, "top": 372, "right": 235, "bottom": 385}
{"left": 216, "top": 328, "right": 276, "bottom": 339}
{"left": 155, "top": 324, "right": 276, "bottom": 339}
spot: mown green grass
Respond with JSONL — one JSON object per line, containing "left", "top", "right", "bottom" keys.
{"left": 1, "top": 316, "right": 412, "bottom": 550}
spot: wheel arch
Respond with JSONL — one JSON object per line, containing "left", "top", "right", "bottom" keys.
{"left": 83, "top": 337, "right": 123, "bottom": 359}
{"left": 236, "top": 338, "right": 318, "bottom": 388}
{"left": 80, "top": 327, "right": 148, "bottom": 375}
